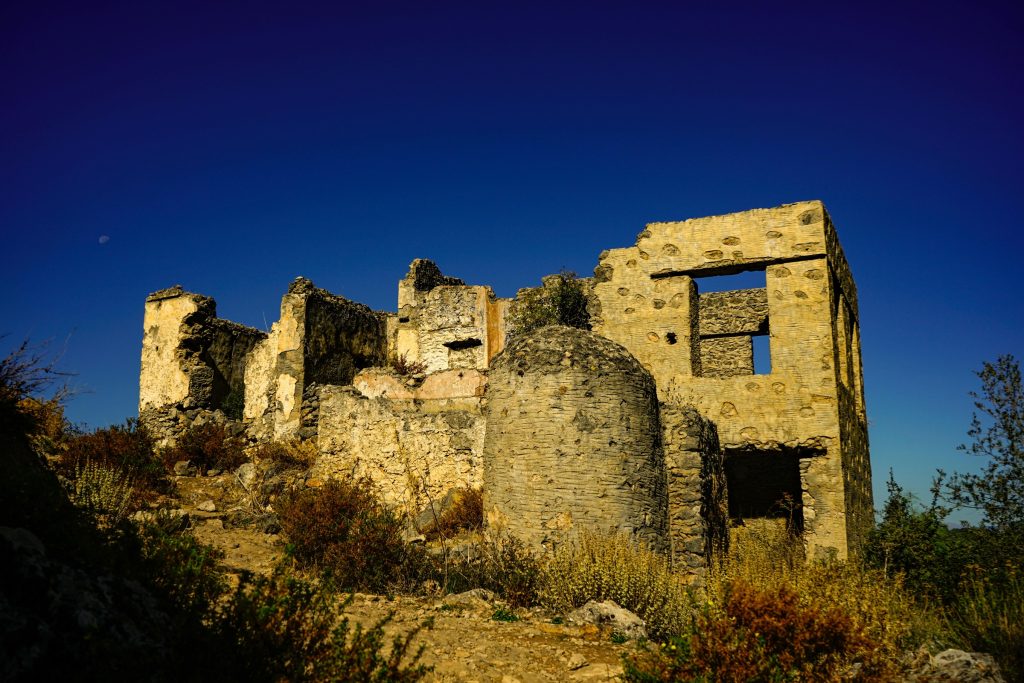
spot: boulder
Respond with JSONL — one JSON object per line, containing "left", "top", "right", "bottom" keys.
{"left": 566, "top": 600, "right": 647, "bottom": 641}
{"left": 235, "top": 462, "right": 259, "bottom": 491}
{"left": 909, "top": 649, "right": 1005, "bottom": 683}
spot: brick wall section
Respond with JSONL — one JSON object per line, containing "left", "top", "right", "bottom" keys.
{"left": 483, "top": 326, "right": 668, "bottom": 553}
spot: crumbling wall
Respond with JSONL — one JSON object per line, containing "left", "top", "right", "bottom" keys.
{"left": 137, "top": 200, "right": 871, "bottom": 562}
{"left": 591, "top": 200, "right": 870, "bottom": 559}
{"left": 244, "top": 278, "right": 388, "bottom": 441}
{"left": 483, "top": 326, "right": 668, "bottom": 553}
{"left": 138, "top": 285, "right": 265, "bottom": 443}
{"left": 662, "top": 405, "right": 728, "bottom": 577}
{"left": 315, "top": 373, "right": 485, "bottom": 513}
{"left": 392, "top": 259, "right": 509, "bottom": 373}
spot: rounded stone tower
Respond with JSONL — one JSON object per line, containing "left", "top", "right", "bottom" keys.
{"left": 483, "top": 325, "right": 668, "bottom": 552}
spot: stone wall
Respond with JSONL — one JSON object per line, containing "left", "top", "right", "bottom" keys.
{"left": 662, "top": 405, "right": 728, "bottom": 577}
{"left": 698, "top": 288, "right": 768, "bottom": 378}
{"left": 314, "top": 374, "right": 485, "bottom": 513}
{"left": 138, "top": 285, "right": 265, "bottom": 443}
{"left": 393, "top": 259, "right": 509, "bottom": 373}
{"left": 591, "top": 200, "right": 870, "bottom": 559}
{"left": 483, "top": 326, "right": 668, "bottom": 553}
{"left": 138, "top": 200, "right": 872, "bottom": 561}
{"left": 244, "top": 277, "right": 388, "bottom": 441}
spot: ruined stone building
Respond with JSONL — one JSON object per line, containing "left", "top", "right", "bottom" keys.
{"left": 139, "top": 200, "right": 871, "bottom": 571}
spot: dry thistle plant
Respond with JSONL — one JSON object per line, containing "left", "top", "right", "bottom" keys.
{"left": 71, "top": 460, "right": 135, "bottom": 526}
{"left": 540, "top": 529, "right": 693, "bottom": 641}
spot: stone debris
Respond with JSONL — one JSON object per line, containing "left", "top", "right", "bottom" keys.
{"left": 908, "top": 649, "right": 1006, "bottom": 683}
{"left": 566, "top": 600, "right": 648, "bottom": 641}
{"left": 234, "top": 462, "right": 258, "bottom": 491}
{"left": 566, "top": 652, "right": 589, "bottom": 670}
{"left": 440, "top": 588, "right": 497, "bottom": 612}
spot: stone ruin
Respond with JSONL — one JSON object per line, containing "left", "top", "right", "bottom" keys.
{"left": 138, "top": 200, "right": 871, "bottom": 573}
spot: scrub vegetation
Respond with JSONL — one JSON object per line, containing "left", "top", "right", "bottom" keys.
{"left": 4, "top": 341, "right": 1021, "bottom": 681}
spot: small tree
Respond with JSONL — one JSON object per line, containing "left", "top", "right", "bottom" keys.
{"left": 508, "top": 271, "right": 591, "bottom": 337}
{"left": 866, "top": 473, "right": 963, "bottom": 602}
{"left": 940, "top": 355, "right": 1024, "bottom": 533}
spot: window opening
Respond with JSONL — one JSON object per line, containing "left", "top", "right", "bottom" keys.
{"left": 752, "top": 334, "right": 772, "bottom": 375}
{"left": 692, "top": 268, "right": 767, "bottom": 294}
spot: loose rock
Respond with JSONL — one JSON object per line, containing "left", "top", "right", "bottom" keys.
{"left": 566, "top": 600, "right": 647, "bottom": 641}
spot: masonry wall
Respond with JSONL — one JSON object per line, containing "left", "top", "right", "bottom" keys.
{"left": 662, "top": 405, "right": 728, "bottom": 577}
{"left": 314, "top": 371, "right": 485, "bottom": 513}
{"left": 137, "top": 200, "right": 871, "bottom": 561}
{"left": 244, "top": 278, "right": 388, "bottom": 441}
{"left": 591, "top": 200, "right": 871, "bottom": 559}
{"left": 484, "top": 326, "right": 669, "bottom": 553}
{"left": 139, "top": 285, "right": 265, "bottom": 443}
{"left": 393, "top": 259, "right": 509, "bottom": 373}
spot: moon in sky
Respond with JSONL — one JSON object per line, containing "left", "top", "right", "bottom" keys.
{"left": 98, "top": 235, "right": 110, "bottom": 245}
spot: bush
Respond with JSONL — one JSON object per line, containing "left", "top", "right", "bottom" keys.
{"left": 160, "top": 422, "right": 247, "bottom": 474}
{"left": 540, "top": 530, "right": 693, "bottom": 641}
{"left": 136, "top": 518, "right": 229, "bottom": 625}
{"left": 69, "top": 460, "right": 135, "bottom": 527}
{"left": 435, "top": 535, "right": 542, "bottom": 608}
{"left": 221, "top": 388, "right": 244, "bottom": 420}
{"left": 865, "top": 474, "right": 967, "bottom": 603}
{"left": 625, "top": 580, "right": 883, "bottom": 682}
{"left": 388, "top": 352, "right": 427, "bottom": 376}
{"left": 251, "top": 438, "right": 318, "bottom": 470}
{"left": 709, "top": 525, "right": 943, "bottom": 678}
{"left": 60, "top": 419, "right": 165, "bottom": 502}
{"left": 508, "top": 271, "right": 591, "bottom": 337}
{"left": 949, "top": 573, "right": 1024, "bottom": 681}
{"left": 215, "top": 570, "right": 432, "bottom": 682}
{"left": 277, "top": 477, "right": 425, "bottom": 593}
{"left": 427, "top": 487, "right": 483, "bottom": 540}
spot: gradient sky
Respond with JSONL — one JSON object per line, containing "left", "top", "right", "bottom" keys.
{"left": 3, "top": 1, "right": 1022, "bottom": 520}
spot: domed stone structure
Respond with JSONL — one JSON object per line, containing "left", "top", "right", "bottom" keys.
{"left": 483, "top": 325, "right": 668, "bottom": 552}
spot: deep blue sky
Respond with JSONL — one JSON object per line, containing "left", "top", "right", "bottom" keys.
{"left": 3, "top": 1, "right": 1022, "bottom": 518}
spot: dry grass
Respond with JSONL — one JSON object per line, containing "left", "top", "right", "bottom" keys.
{"left": 252, "top": 438, "right": 318, "bottom": 469}
{"left": 540, "top": 529, "right": 693, "bottom": 641}
{"left": 703, "top": 522, "right": 948, "bottom": 678}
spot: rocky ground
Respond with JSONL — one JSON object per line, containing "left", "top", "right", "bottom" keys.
{"left": 169, "top": 471, "right": 637, "bottom": 682}
{"left": 163, "top": 470, "right": 1009, "bottom": 683}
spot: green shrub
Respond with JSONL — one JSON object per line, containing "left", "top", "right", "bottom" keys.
{"left": 540, "top": 530, "right": 692, "bottom": 641}
{"left": 221, "top": 388, "right": 244, "bottom": 420}
{"left": 491, "top": 606, "right": 519, "bottom": 622}
{"left": 216, "top": 570, "right": 432, "bottom": 682}
{"left": 865, "top": 474, "right": 966, "bottom": 602}
{"left": 61, "top": 419, "right": 165, "bottom": 501}
{"left": 137, "top": 518, "right": 228, "bottom": 622}
{"left": 277, "top": 477, "right": 425, "bottom": 593}
{"left": 508, "top": 271, "right": 591, "bottom": 337}
{"left": 161, "top": 422, "right": 247, "bottom": 473}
